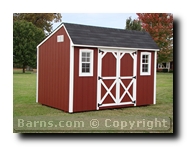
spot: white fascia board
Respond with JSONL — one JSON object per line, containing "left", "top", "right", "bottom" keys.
{"left": 73, "top": 44, "right": 160, "bottom": 51}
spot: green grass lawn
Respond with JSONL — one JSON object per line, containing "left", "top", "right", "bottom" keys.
{"left": 13, "top": 70, "right": 173, "bottom": 133}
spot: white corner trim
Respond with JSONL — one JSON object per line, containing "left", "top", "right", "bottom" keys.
{"left": 69, "top": 41, "right": 74, "bottom": 113}
{"left": 36, "top": 46, "right": 39, "bottom": 103}
{"left": 153, "top": 51, "right": 157, "bottom": 104}
{"left": 140, "top": 52, "right": 151, "bottom": 76}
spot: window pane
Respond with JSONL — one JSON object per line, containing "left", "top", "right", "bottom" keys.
{"left": 82, "top": 57, "right": 86, "bottom": 62}
{"left": 86, "top": 63, "right": 90, "bottom": 68}
{"left": 86, "top": 52, "right": 90, "bottom": 57}
{"left": 82, "top": 63, "right": 86, "bottom": 68}
{"left": 82, "top": 63, "right": 90, "bottom": 73}
{"left": 82, "top": 68, "right": 85, "bottom": 72}
{"left": 86, "top": 68, "right": 90, "bottom": 72}
{"left": 145, "top": 55, "right": 148, "bottom": 63}
{"left": 142, "top": 64, "right": 148, "bottom": 72}
{"left": 144, "top": 59, "right": 147, "bottom": 63}
{"left": 142, "top": 55, "right": 149, "bottom": 63}
{"left": 86, "top": 57, "right": 90, "bottom": 62}
{"left": 82, "top": 52, "right": 86, "bottom": 57}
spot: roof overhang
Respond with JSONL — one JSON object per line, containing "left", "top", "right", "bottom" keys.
{"left": 36, "top": 22, "right": 159, "bottom": 52}
{"left": 73, "top": 44, "right": 160, "bottom": 51}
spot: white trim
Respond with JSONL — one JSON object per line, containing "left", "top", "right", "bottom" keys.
{"left": 97, "top": 49, "right": 137, "bottom": 108}
{"left": 102, "top": 77, "right": 117, "bottom": 80}
{"left": 97, "top": 49, "right": 101, "bottom": 110}
{"left": 79, "top": 49, "right": 94, "bottom": 77}
{"left": 140, "top": 52, "right": 151, "bottom": 76}
{"left": 75, "top": 44, "right": 159, "bottom": 51}
{"left": 133, "top": 52, "right": 137, "bottom": 106}
{"left": 100, "top": 79, "right": 117, "bottom": 104}
{"left": 36, "top": 46, "right": 39, "bottom": 103}
{"left": 153, "top": 51, "right": 157, "bottom": 104}
{"left": 69, "top": 42, "right": 74, "bottom": 113}
{"left": 116, "top": 50, "right": 120, "bottom": 104}
{"left": 119, "top": 79, "right": 134, "bottom": 102}
{"left": 99, "top": 102, "right": 134, "bottom": 107}
{"left": 101, "top": 52, "right": 107, "bottom": 59}
{"left": 120, "top": 76, "right": 135, "bottom": 79}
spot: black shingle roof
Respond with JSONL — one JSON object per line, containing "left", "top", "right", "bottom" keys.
{"left": 64, "top": 23, "right": 159, "bottom": 49}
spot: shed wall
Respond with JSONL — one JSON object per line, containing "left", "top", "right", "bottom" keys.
{"left": 136, "top": 51, "right": 155, "bottom": 106}
{"left": 38, "top": 26, "right": 70, "bottom": 112}
{"left": 73, "top": 47, "right": 98, "bottom": 112}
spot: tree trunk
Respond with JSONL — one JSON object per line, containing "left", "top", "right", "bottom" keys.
{"left": 22, "top": 64, "right": 25, "bottom": 73}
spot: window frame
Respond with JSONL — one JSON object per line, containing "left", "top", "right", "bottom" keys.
{"left": 79, "top": 49, "right": 94, "bottom": 77}
{"left": 140, "top": 52, "right": 151, "bottom": 76}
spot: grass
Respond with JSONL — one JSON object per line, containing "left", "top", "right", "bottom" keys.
{"left": 13, "top": 69, "right": 173, "bottom": 133}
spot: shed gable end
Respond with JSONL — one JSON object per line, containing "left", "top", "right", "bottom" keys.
{"left": 37, "top": 25, "right": 70, "bottom": 112}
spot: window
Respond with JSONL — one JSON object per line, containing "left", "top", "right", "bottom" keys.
{"left": 57, "top": 35, "right": 64, "bottom": 42}
{"left": 140, "top": 52, "right": 151, "bottom": 75}
{"left": 79, "top": 49, "right": 93, "bottom": 76}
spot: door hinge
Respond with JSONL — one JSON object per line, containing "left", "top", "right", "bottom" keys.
{"left": 98, "top": 103, "right": 102, "bottom": 107}
{"left": 99, "top": 50, "right": 104, "bottom": 53}
{"left": 132, "top": 100, "right": 136, "bottom": 104}
{"left": 98, "top": 76, "right": 102, "bottom": 80}
{"left": 133, "top": 76, "right": 136, "bottom": 79}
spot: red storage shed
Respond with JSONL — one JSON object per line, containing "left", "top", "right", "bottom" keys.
{"left": 36, "top": 23, "right": 159, "bottom": 113}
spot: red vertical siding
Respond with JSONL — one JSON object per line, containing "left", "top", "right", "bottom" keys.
{"left": 136, "top": 51, "right": 155, "bottom": 106}
{"left": 102, "top": 52, "right": 116, "bottom": 77}
{"left": 73, "top": 47, "right": 98, "bottom": 112}
{"left": 120, "top": 53, "right": 133, "bottom": 76}
{"left": 38, "top": 26, "right": 70, "bottom": 112}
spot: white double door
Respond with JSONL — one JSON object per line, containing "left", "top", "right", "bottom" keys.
{"left": 97, "top": 49, "right": 137, "bottom": 109}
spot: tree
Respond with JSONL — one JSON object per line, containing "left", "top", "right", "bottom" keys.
{"left": 125, "top": 17, "right": 142, "bottom": 31}
{"left": 13, "top": 13, "right": 62, "bottom": 35}
{"left": 13, "top": 20, "right": 45, "bottom": 73}
{"left": 136, "top": 13, "right": 173, "bottom": 63}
